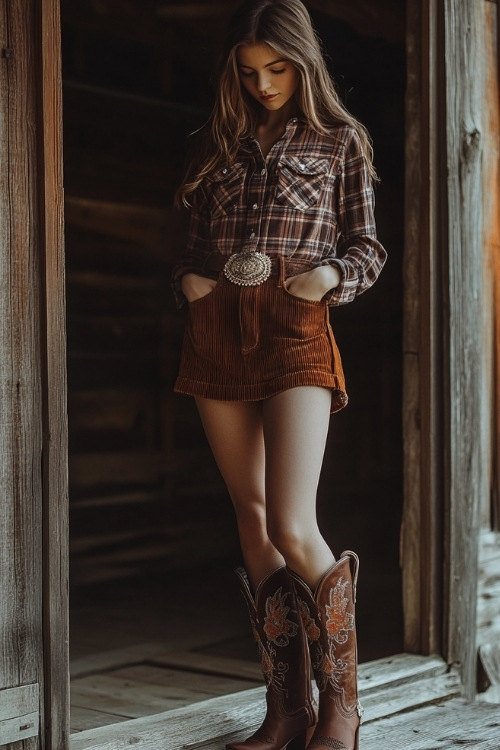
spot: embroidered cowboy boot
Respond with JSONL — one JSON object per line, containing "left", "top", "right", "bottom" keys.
{"left": 288, "top": 552, "right": 362, "bottom": 750}
{"left": 226, "top": 566, "right": 317, "bottom": 750}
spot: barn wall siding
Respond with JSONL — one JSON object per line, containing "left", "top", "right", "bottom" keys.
{"left": 0, "top": 2, "right": 44, "bottom": 749}
{"left": 0, "top": 1, "right": 68, "bottom": 749}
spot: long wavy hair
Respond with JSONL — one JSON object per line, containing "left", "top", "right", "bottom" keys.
{"left": 176, "top": 0, "right": 376, "bottom": 207}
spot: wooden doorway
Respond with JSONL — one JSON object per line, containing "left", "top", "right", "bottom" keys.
{"left": 61, "top": 0, "right": 406, "bottom": 736}
{"left": 1, "top": 0, "right": 492, "bottom": 748}
{"left": 62, "top": 0, "right": 405, "bottom": 729}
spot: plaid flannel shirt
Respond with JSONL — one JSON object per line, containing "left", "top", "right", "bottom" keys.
{"left": 172, "top": 118, "right": 386, "bottom": 308}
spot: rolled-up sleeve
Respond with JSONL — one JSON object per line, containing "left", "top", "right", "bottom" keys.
{"left": 171, "top": 189, "right": 213, "bottom": 308}
{"left": 323, "top": 130, "right": 387, "bottom": 306}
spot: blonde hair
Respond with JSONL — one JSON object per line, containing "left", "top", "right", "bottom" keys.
{"left": 176, "top": 0, "right": 376, "bottom": 207}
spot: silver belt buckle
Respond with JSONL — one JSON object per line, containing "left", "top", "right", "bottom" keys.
{"left": 223, "top": 250, "right": 272, "bottom": 286}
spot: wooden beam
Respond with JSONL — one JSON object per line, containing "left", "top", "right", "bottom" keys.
{"left": 35, "top": 0, "right": 70, "bottom": 747}
{"left": 403, "top": 0, "right": 489, "bottom": 697}
{"left": 0, "top": 5, "right": 44, "bottom": 750}
{"left": 402, "top": 0, "right": 445, "bottom": 658}
{"left": 442, "top": 0, "right": 486, "bottom": 698}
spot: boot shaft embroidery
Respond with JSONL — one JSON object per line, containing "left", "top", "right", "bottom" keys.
{"left": 325, "top": 577, "right": 354, "bottom": 644}
{"left": 297, "top": 597, "right": 321, "bottom": 641}
{"left": 294, "top": 577, "right": 355, "bottom": 699}
{"left": 263, "top": 587, "right": 299, "bottom": 646}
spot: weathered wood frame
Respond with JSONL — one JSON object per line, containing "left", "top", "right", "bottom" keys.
{"left": 37, "top": 0, "right": 70, "bottom": 747}
{"left": 0, "top": 1, "right": 69, "bottom": 748}
{"left": 403, "top": 0, "right": 487, "bottom": 697}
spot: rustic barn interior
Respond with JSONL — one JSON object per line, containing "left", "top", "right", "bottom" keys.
{"left": 62, "top": 0, "right": 407, "bottom": 731}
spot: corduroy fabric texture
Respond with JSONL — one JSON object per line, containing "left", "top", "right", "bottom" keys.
{"left": 174, "top": 257, "right": 348, "bottom": 413}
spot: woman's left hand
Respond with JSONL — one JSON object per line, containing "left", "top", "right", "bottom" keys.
{"left": 285, "top": 265, "right": 341, "bottom": 302}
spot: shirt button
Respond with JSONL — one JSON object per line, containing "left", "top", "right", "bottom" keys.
{"left": 222, "top": 168, "right": 227, "bottom": 174}
{"left": 252, "top": 203, "right": 258, "bottom": 210}
{"left": 261, "top": 168, "right": 266, "bottom": 176}
{"left": 299, "top": 162, "right": 306, "bottom": 170}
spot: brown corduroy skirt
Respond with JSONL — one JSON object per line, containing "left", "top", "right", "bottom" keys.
{"left": 174, "top": 256, "right": 348, "bottom": 413}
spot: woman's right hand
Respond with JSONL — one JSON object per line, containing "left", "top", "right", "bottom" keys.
{"left": 181, "top": 273, "right": 217, "bottom": 303}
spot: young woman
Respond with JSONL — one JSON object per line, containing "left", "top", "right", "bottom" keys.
{"left": 172, "top": 2, "right": 386, "bottom": 748}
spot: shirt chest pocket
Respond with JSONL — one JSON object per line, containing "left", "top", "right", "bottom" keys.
{"left": 207, "top": 164, "right": 245, "bottom": 219}
{"left": 275, "top": 156, "right": 330, "bottom": 211}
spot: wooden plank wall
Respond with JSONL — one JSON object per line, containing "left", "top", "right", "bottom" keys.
{"left": 1, "top": 2, "right": 69, "bottom": 748}
{"left": 60, "top": 7, "right": 224, "bottom": 582}
{"left": 62, "top": 125, "right": 239, "bottom": 584}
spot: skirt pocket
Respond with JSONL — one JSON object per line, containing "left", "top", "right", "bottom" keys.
{"left": 185, "top": 281, "right": 237, "bottom": 369}
{"left": 267, "top": 285, "right": 328, "bottom": 341}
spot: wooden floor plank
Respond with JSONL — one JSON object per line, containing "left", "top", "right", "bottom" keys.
{"left": 71, "top": 673, "right": 191, "bottom": 718}
{"left": 69, "top": 687, "right": 267, "bottom": 750}
{"left": 151, "top": 650, "right": 446, "bottom": 689}
{"left": 70, "top": 706, "right": 131, "bottom": 733}
{"left": 69, "top": 658, "right": 466, "bottom": 750}
{"left": 362, "top": 672, "right": 461, "bottom": 722}
{"left": 69, "top": 693, "right": 500, "bottom": 750}
{"left": 361, "top": 699, "right": 500, "bottom": 748}
{"left": 358, "top": 653, "right": 447, "bottom": 694}
{"left": 111, "top": 664, "right": 261, "bottom": 693}
{"left": 69, "top": 653, "right": 455, "bottom": 737}
{"left": 70, "top": 643, "right": 166, "bottom": 679}
{"left": 150, "top": 650, "right": 262, "bottom": 682}
{"left": 71, "top": 667, "right": 261, "bottom": 721}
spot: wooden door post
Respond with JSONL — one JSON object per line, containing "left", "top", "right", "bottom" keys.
{"left": 403, "top": 0, "right": 487, "bottom": 697}
{"left": 402, "top": 0, "right": 491, "bottom": 697}
{"left": 0, "top": 1, "right": 69, "bottom": 748}
{"left": 442, "top": 0, "right": 486, "bottom": 698}
{"left": 37, "top": 0, "right": 70, "bottom": 747}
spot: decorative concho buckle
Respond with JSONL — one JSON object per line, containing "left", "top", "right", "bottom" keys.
{"left": 223, "top": 251, "right": 272, "bottom": 286}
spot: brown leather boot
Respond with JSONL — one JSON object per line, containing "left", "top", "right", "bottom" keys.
{"left": 226, "top": 566, "right": 317, "bottom": 750}
{"left": 288, "top": 552, "right": 362, "bottom": 750}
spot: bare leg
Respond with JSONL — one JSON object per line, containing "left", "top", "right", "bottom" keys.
{"left": 195, "top": 397, "right": 284, "bottom": 590}
{"left": 262, "top": 386, "right": 335, "bottom": 589}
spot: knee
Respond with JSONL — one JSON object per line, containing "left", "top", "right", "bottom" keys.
{"left": 230, "top": 491, "right": 268, "bottom": 538}
{"left": 266, "top": 522, "right": 310, "bottom": 566}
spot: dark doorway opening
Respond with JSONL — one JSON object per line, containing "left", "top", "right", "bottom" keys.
{"left": 62, "top": 0, "right": 405, "bottom": 733}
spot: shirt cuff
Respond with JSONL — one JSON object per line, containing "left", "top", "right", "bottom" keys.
{"left": 321, "top": 259, "right": 360, "bottom": 306}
